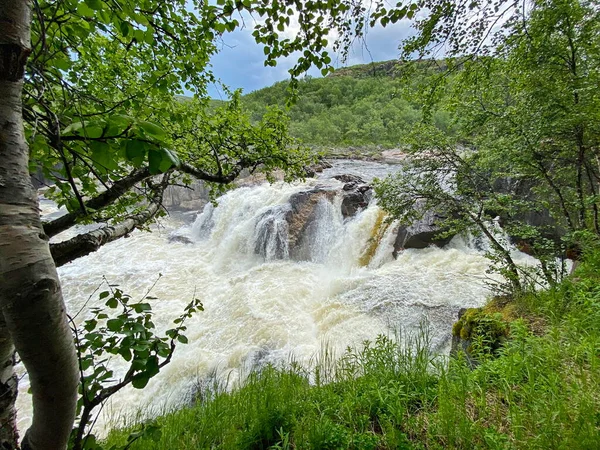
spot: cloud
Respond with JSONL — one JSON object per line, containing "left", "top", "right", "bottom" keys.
{"left": 206, "top": 19, "right": 415, "bottom": 98}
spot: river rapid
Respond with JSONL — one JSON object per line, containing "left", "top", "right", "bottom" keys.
{"left": 18, "top": 160, "right": 511, "bottom": 435}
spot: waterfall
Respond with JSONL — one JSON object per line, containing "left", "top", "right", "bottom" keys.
{"left": 18, "top": 160, "right": 503, "bottom": 436}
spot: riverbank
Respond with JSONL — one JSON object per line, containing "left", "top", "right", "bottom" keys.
{"left": 104, "top": 248, "right": 600, "bottom": 449}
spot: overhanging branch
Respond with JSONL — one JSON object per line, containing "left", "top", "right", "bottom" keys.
{"left": 43, "top": 167, "right": 152, "bottom": 238}
{"left": 50, "top": 174, "right": 169, "bottom": 267}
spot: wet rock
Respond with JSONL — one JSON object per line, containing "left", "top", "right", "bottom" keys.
{"left": 168, "top": 234, "right": 194, "bottom": 245}
{"left": 304, "top": 160, "right": 333, "bottom": 177}
{"left": 332, "top": 174, "right": 365, "bottom": 184}
{"left": 341, "top": 185, "right": 373, "bottom": 219}
{"left": 331, "top": 174, "right": 373, "bottom": 219}
{"left": 287, "top": 188, "right": 336, "bottom": 258}
{"left": 163, "top": 180, "right": 210, "bottom": 211}
{"left": 254, "top": 206, "right": 290, "bottom": 260}
{"left": 393, "top": 207, "right": 453, "bottom": 256}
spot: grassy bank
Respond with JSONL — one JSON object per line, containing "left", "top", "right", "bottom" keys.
{"left": 105, "top": 253, "right": 600, "bottom": 449}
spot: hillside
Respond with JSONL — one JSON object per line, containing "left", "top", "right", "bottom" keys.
{"left": 242, "top": 59, "right": 453, "bottom": 154}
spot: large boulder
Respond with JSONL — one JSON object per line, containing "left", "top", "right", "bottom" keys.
{"left": 341, "top": 184, "right": 372, "bottom": 218}
{"left": 287, "top": 188, "right": 337, "bottom": 260}
{"left": 491, "top": 177, "right": 566, "bottom": 247}
{"left": 331, "top": 175, "right": 373, "bottom": 219}
{"left": 393, "top": 207, "right": 453, "bottom": 256}
{"left": 253, "top": 187, "right": 337, "bottom": 261}
{"left": 163, "top": 180, "right": 210, "bottom": 211}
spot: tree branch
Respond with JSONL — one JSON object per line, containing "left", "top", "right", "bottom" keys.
{"left": 43, "top": 166, "right": 152, "bottom": 238}
{"left": 50, "top": 174, "right": 169, "bottom": 266}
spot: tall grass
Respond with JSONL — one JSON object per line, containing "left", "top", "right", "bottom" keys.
{"left": 106, "top": 254, "right": 600, "bottom": 449}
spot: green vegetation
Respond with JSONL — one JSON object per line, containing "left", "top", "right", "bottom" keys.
{"left": 104, "top": 246, "right": 600, "bottom": 449}
{"left": 242, "top": 60, "right": 453, "bottom": 151}
{"left": 375, "top": 0, "right": 600, "bottom": 291}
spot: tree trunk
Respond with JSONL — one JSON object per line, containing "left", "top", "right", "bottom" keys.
{"left": 0, "top": 1, "right": 79, "bottom": 449}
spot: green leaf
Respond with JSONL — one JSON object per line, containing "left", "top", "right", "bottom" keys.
{"left": 84, "top": 319, "right": 98, "bottom": 332}
{"left": 119, "top": 346, "right": 132, "bottom": 361}
{"left": 77, "top": 3, "right": 95, "bottom": 17}
{"left": 137, "top": 121, "right": 167, "bottom": 141}
{"left": 90, "top": 141, "right": 118, "bottom": 171}
{"left": 85, "top": 124, "right": 105, "bottom": 139}
{"left": 125, "top": 140, "right": 147, "bottom": 167}
{"left": 177, "top": 335, "right": 188, "bottom": 344}
{"left": 107, "top": 319, "right": 124, "bottom": 332}
{"left": 84, "top": 0, "right": 103, "bottom": 10}
{"left": 148, "top": 149, "right": 162, "bottom": 174}
{"left": 133, "top": 303, "right": 152, "bottom": 313}
{"left": 131, "top": 373, "right": 151, "bottom": 389}
{"left": 63, "top": 121, "right": 91, "bottom": 136}
{"left": 148, "top": 148, "right": 175, "bottom": 174}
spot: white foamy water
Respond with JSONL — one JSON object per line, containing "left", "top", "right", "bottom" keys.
{"left": 17, "top": 162, "right": 511, "bottom": 436}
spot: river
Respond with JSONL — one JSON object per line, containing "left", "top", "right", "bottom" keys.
{"left": 18, "top": 160, "right": 509, "bottom": 435}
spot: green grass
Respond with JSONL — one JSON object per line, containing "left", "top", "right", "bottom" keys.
{"left": 105, "top": 253, "right": 600, "bottom": 449}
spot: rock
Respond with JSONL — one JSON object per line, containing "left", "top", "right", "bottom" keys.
{"left": 163, "top": 180, "right": 210, "bottom": 211}
{"left": 330, "top": 174, "right": 373, "bottom": 219}
{"left": 341, "top": 186, "right": 373, "bottom": 218}
{"left": 332, "top": 174, "right": 365, "bottom": 184}
{"left": 168, "top": 234, "right": 194, "bottom": 245}
{"left": 253, "top": 188, "right": 338, "bottom": 261}
{"left": 253, "top": 179, "right": 373, "bottom": 261}
{"left": 393, "top": 207, "right": 453, "bottom": 256}
{"left": 287, "top": 188, "right": 337, "bottom": 259}
{"left": 491, "top": 177, "right": 565, "bottom": 245}
{"left": 304, "top": 160, "right": 333, "bottom": 177}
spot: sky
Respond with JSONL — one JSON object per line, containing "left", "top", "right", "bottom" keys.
{"left": 206, "top": 19, "right": 415, "bottom": 99}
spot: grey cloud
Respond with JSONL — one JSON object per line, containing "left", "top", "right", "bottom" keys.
{"left": 207, "top": 20, "right": 415, "bottom": 97}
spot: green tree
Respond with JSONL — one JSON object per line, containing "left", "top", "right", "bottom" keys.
{"left": 376, "top": 0, "right": 600, "bottom": 290}
{"left": 0, "top": 1, "right": 375, "bottom": 448}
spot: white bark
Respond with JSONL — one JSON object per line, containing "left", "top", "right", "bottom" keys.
{"left": 0, "top": 1, "right": 79, "bottom": 449}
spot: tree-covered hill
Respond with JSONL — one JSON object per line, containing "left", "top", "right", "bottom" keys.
{"left": 242, "top": 60, "right": 454, "bottom": 152}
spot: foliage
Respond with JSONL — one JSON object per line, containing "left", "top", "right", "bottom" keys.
{"left": 452, "top": 308, "right": 509, "bottom": 358}
{"left": 374, "top": 0, "right": 600, "bottom": 291}
{"left": 104, "top": 248, "right": 600, "bottom": 448}
{"left": 69, "top": 278, "right": 202, "bottom": 450}
{"left": 28, "top": 0, "right": 377, "bottom": 249}
{"left": 242, "top": 60, "right": 454, "bottom": 150}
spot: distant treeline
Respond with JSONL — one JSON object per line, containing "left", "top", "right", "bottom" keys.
{"left": 242, "top": 60, "right": 454, "bottom": 149}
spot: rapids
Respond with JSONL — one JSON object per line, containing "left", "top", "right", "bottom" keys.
{"left": 17, "top": 160, "right": 510, "bottom": 435}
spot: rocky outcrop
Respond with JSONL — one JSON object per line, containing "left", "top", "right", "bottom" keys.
{"left": 253, "top": 187, "right": 338, "bottom": 261}
{"left": 287, "top": 188, "right": 337, "bottom": 260}
{"left": 393, "top": 207, "right": 453, "bottom": 256}
{"left": 331, "top": 175, "right": 373, "bottom": 219}
{"left": 163, "top": 180, "right": 210, "bottom": 211}
{"left": 303, "top": 160, "right": 333, "bottom": 177}
{"left": 253, "top": 173, "right": 377, "bottom": 261}
{"left": 491, "top": 177, "right": 565, "bottom": 245}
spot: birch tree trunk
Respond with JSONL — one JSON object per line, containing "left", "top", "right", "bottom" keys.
{"left": 0, "top": 1, "right": 79, "bottom": 449}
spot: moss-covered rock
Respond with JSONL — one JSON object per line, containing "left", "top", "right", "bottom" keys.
{"left": 451, "top": 303, "right": 511, "bottom": 366}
